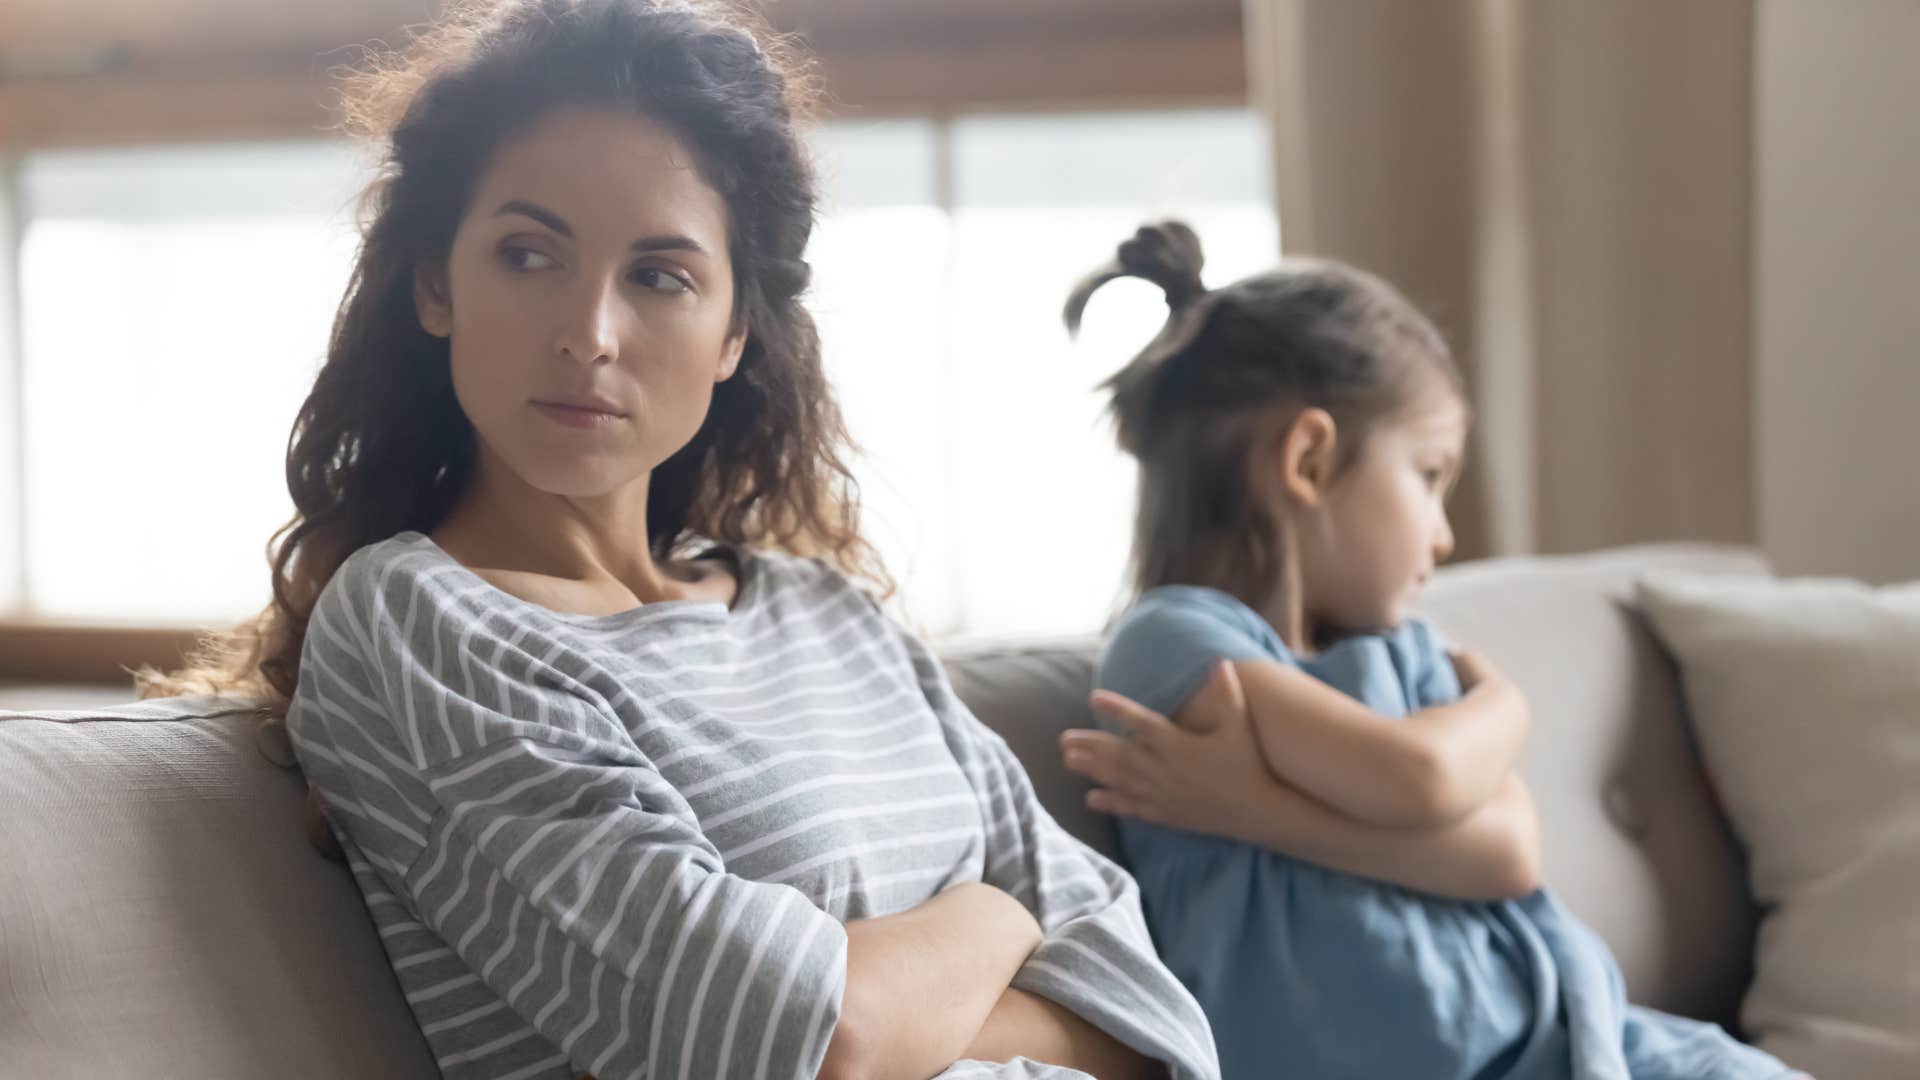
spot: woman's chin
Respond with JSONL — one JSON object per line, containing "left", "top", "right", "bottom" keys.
{"left": 506, "top": 456, "right": 638, "bottom": 500}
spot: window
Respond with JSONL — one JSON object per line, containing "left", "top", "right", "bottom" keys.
{"left": 815, "top": 110, "right": 1276, "bottom": 636}
{"left": 3, "top": 108, "right": 1273, "bottom": 638}
{"left": 13, "top": 141, "right": 364, "bottom": 624}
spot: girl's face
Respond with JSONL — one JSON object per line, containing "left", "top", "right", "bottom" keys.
{"left": 414, "top": 106, "right": 746, "bottom": 501}
{"left": 1300, "top": 384, "right": 1467, "bottom": 635}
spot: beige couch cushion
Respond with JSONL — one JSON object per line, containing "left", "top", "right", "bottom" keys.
{"left": 0, "top": 696, "right": 440, "bottom": 1079}
{"left": 1639, "top": 574, "right": 1920, "bottom": 1080}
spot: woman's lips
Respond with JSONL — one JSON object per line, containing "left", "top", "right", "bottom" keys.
{"left": 531, "top": 400, "right": 625, "bottom": 429}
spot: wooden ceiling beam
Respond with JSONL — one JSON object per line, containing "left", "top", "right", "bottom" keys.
{"left": 0, "top": 1, "right": 1246, "bottom": 149}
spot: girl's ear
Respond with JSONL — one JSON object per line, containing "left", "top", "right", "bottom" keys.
{"left": 1276, "top": 407, "right": 1340, "bottom": 508}
{"left": 413, "top": 262, "right": 453, "bottom": 339}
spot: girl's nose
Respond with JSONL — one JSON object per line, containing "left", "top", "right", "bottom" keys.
{"left": 1434, "top": 513, "right": 1456, "bottom": 562}
{"left": 554, "top": 277, "right": 621, "bottom": 365}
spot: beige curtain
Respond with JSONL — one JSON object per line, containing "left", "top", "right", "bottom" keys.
{"left": 1243, "top": 0, "right": 1754, "bottom": 560}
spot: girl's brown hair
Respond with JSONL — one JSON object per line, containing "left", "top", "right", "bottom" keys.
{"left": 1066, "top": 221, "right": 1462, "bottom": 622}
{"left": 141, "top": 0, "right": 882, "bottom": 713}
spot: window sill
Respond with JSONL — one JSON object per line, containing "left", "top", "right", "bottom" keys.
{"left": 0, "top": 621, "right": 206, "bottom": 685}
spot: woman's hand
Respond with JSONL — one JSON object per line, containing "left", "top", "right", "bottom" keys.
{"left": 1060, "top": 661, "right": 1276, "bottom": 840}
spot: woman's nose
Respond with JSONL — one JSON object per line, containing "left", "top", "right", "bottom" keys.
{"left": 554, "top": 277, "right": 621, "bottom": 365}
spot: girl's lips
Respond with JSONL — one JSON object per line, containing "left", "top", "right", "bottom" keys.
{"left": 531, "top": 401, "right": 625, "bottom": 429}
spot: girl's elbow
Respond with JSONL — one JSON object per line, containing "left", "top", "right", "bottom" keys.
{"left": 1398, "top": 748, "right": 1482, "bottom": 828}
{"left": 1495, "top": 841, "right": 1543, "bottom": 899}
{"left": 1485, "top": 799, "right": 1543, "bottom": 899}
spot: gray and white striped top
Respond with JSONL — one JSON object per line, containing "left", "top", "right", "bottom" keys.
{"left": 287, "top": 532, "right": 1219, "bottom": 1080}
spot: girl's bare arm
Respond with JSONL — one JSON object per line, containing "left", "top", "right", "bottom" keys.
{"left": 1063, "top": 663, "right": 1541, "bottom": 901}
{"left": 1232, "top": 651, "right": 1529, "bottom": 828}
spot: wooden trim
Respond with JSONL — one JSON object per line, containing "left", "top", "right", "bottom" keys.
{"left": 0, "top": 68, "right": 340, "bottom": 151}
{"left": 817, "top": 31, "right": 1246, "bottom": 117}
{"left": 0, "top": 621, "right": 206, "bottom": 684}
{"left": 0, "top": 24, "right": 1246, "bottom": 150}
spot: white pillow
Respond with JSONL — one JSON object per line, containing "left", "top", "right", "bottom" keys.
{"left": 1638, "top": 574, "right": 1920, "bottom": 1080}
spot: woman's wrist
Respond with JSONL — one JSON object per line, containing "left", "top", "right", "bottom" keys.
{"left": 950, "top": 880, "right": 1044, "bottom": 959}
{"left": 963, "top": 987, "right": 1164, "bottom": 1080}
{"left": 830, "top": 882, "right": 1043, "bottom": 1080}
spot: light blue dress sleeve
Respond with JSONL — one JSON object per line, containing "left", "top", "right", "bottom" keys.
{"left": 1397, "top": 618, "right": 1465, "bottom": 708}
{"left": 1095, "top": 586, "right": 1291, "bottom": 719}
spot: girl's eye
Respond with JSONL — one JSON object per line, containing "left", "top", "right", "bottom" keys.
{"left": 1421, "top": 468, "right": 1445, "bottom": 489}
{"left": 500, "top": 245, "right": 556, "bottom": 272}
{"left": 630, "top": 266, "right": 693, "bottom": 294}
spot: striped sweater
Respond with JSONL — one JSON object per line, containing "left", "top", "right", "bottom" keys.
{"left": 286, "top": 532, "right": 1219, "bottom": 1080}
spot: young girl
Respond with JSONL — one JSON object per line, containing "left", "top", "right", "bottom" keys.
{"left": 1058, "top": 222, "right": 1799, "bottom": 1079}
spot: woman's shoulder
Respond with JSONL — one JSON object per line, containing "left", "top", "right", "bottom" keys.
{"left": 310, "top": 531, "right": 486, "bottom": 637}
{"left": 729, "top": 545, "right": 883, "bottom": 620}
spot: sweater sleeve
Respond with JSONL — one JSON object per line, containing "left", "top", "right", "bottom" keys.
{"left": 287, "top": 558, "right": 848, "bottom": 1080}
{"left": 890, "top": 629, "right": 1222, "bottom": 1080}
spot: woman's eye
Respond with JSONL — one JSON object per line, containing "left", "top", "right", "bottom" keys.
{"left": 630, "top": 266, "right": 693, "bottom": 294}
{"left": 500, "top": 245, "right": 556, "bottom": 272}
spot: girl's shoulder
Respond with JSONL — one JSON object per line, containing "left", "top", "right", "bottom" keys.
{"left": 1119, "top": 585, "right": 1288, "bottom": 655}
{"left": 1321, "top": 617, "right": 1449, "bottom": 664}
{"left": 1097, "top": 586, "right": 1293, "bottom": 716}
{"left": 1310, "top": 618, "right": 1459, "bottom": 711}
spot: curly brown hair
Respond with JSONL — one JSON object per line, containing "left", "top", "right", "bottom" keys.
{"left": 140, "top": 0, "right": 884, "bottom": 714}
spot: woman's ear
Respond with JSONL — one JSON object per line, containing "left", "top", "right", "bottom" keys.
{"left": 413, "top": 263, "right": 453, "bottom": 339}
{"left": 715, "top": 323, "right": 748, "bottom": 383}
{"left": 1275, "top": 407, "right": 1340, "bottom": 508}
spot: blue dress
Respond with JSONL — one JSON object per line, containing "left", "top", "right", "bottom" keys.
{"left": 1096, "top": 586, "right": 1795, "bottom": 1080}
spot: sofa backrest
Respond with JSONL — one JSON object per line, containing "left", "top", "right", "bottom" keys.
{"left": 0, "top": 543, "right": 1771, "bottom": 1076}
{"left": 0, "top": 696, "right": 442, "bottom": 1079}
{"left": 943, "top": 542, "right": 1773, "bottom": 1029}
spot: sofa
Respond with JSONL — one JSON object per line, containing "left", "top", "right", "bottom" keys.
{"left": 0, "top": 543, "right": 1771, "bottom": 1077}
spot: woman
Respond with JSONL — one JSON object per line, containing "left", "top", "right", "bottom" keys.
{"left": 146, "top": 2, "right": 1217, "bottom": 1078}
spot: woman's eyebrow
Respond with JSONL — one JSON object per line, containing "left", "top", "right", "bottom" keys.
{"left": 492, "top": 198, "right": 709, "bottom": 256}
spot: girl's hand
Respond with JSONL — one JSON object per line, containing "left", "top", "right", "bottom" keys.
{"left": 1449, "top": 648, "right": 1498, "bottom": 692}
{"left": 1060, "top": 661, "right": 1275, "bottom": 839}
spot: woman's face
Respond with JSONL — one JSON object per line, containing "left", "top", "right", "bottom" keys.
{"left": 414, "top": 105, "right": 746, "bottom": 500}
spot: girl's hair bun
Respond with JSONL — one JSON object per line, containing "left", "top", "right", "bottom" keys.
{"left": 1064, "top": 220, "right": 1208, "bottom": 335}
